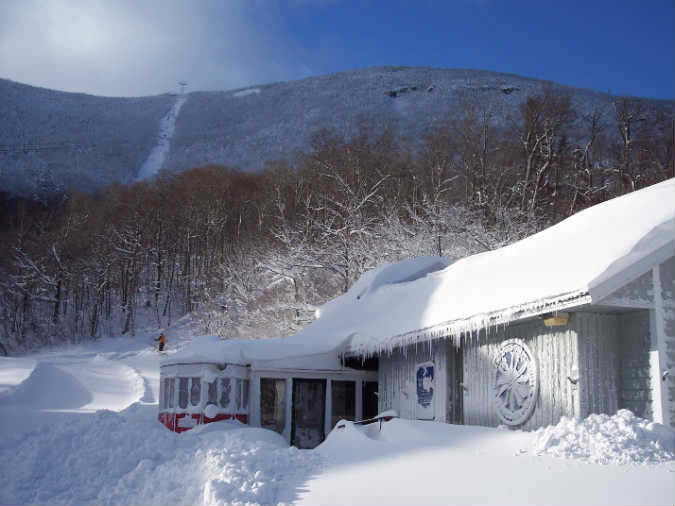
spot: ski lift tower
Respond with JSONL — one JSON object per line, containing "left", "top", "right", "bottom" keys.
{"left": 178, "top": 81, "right": 187, "bottom": 95}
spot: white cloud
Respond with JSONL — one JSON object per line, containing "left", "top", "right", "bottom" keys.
{"left": 0, "top": 0, "right": 313, "bottom": 96}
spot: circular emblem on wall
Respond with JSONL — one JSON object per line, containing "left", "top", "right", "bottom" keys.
{"left": 493, "top": 339, "right": 539, "bottom": 426}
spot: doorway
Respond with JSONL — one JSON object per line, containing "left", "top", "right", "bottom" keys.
{"left": 291, "top": 379, "right": 326, "bottom": 449}
{"left": 448, "top": 342, "right": 463, "bottom": 424}
{"left": 362, "top": 381, "right": 378, "bottom": 420}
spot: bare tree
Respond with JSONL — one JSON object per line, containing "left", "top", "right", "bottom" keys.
{"left": 612, "top": 97, "right": 646, "bottom": 192}
{"left": 518, "top": 85, "right": 577, "bottom": 213}
{"left": 569, "top": 109, "right": 604, "bottom": 215}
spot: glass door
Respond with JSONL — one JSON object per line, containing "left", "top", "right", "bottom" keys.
{"left": 291, "top": 379, "right": 326, "bottom": 449}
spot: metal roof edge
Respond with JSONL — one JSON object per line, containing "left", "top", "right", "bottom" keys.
{"left": 345, "top": 290, "right": 592, "bottom": 357}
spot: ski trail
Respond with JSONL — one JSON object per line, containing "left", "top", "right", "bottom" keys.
{"left": 136, "top": 94, "right": 187, "bottom": 181}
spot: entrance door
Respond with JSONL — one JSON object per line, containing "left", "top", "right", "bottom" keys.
{"left": 448, "top": 342, "right": 464, "bottom": 424}
{"left": 362, "top": 381, "right": 378, "bottom": 420}
{"left": 291, "top": 379, "right": 326, "bottom": 449}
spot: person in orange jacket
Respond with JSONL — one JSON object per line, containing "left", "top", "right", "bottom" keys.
{"left": 154, "top": 332, "right": 166, "bottom": 352}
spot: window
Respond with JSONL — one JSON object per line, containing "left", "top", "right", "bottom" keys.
{"left": 260, "top": 378, "right": 286, "bottom": 434}
{"left": 178, "top": 377, "right": 188, "bottom": 409}
{"left": 190, "top": 377, "right": 201, "bottom": 406}
{"left": 207, "top": 380, "right": 217, "bottom": 405}
{"left": 331, "top": 380, "right": 355, "bottom": 427}
{"left": 235, "top": 378, "right": 249, "bottom": 411}
{"left": 242, "top": 379, "right": 249, "bottom": 410}
{"left": 236, "top": 378, "right": 242, "bottom": 410}
{"left": 168, "top": 378, "right": 175, "bottom": 409}
{"left": 162, "top": 378, "right": 172, "bottom": 409}
{"left": 219, "top": 378, "right": 231, "bottom": 409}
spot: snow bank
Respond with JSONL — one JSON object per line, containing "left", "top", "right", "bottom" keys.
{"left": 1, "top": 399, "right": 672, "bottom": 506}
{"left": 306, "top": 416, "right": 675, "bottom": 506}
{"left": 0, "top": 356, "right": 36, "bottom": 394}
{"left": 0, "top": 404, "right": 321, "bottom": 506}
{"left": 532, "top": 409, "right": 675, "bottom": 465}
{"left": 2, "top": 362, "right": 93, "bottom": 408}
{"left": 2, "top": 357, "right": 143, "bottom": 411}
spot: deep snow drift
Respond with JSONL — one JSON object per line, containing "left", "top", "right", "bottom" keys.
{"left": 0, "top": 406, "right": 319, "bottom": 506}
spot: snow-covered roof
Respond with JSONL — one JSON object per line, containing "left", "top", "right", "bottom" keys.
{"left": 164, "top": 257, "right": 452, "bottom": 369}
{"left": 345, "top": 179, "right": 674, "bottom": 354}
{"left": 162, "top": 332, "right": 351, "bottom": 370}
{"left": 167, "top": 179, "right": 674, "bottom": 365}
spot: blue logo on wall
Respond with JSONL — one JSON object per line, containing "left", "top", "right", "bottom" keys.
{"left": 416, "top": 364, "right": 434, "bottom": 408}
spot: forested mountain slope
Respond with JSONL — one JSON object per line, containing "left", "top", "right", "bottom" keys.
{"left": 0, "top": 78, "right": 172, "bottom": 197}
{"left": 164, "top": 66, "right": 670, "bottom": 173}
{"left": 1, "top": 67, "right": 672, "bottom": 199}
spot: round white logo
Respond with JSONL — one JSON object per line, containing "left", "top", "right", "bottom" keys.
{"left": 493, "top": 339, "right": 539, "bottom": 426}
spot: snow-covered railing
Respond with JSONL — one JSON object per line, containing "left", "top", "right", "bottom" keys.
{"left": 336, "top": 409, "right": 399, "bottom": 431}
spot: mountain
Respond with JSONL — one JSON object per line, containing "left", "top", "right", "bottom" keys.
{"left": 1, "top": 67, "right": 671, "bottom": 198}
{"left": 0, "top": 78, "right": 173, "bottom": 198}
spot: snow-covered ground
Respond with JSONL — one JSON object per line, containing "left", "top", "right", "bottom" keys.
{"left": 1, "top": 326, "right": 673, "bottom": 506}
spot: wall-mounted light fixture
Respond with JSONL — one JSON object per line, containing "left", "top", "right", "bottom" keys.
{"left": 540, "top": 312, "right": 570, "bottom": 327}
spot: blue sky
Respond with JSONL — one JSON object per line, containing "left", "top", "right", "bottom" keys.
{"left": 0, "top": 0, "right": 672, "bottom": 98}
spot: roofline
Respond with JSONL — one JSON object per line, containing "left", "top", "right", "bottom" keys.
{"left": 590, "top": 239, "right": 675, "bottom": 303}
{"left": 345, "top": 290, "right": 592, "bottom": 357}
{"left": 249, "top": 367, "right": 375, "bottom": 375}
{"left": 160, "top": 361, "right": 247, "bottom": 368}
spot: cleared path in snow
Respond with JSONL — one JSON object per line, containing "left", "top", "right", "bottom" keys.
{"left": 136, "top": 94, "right": 187, "bottom": 181}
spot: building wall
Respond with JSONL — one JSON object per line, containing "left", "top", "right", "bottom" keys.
{"left": 378, "top": 340, "right": 448, "bottom": 422}
{"left": 656, "top": 257, "right": 675, "bottom": 427}
{"left": 460, "top": 312, "right": 657, "bottom": 428}
{"left": 461, "top": 318, "right": 580, "bottom": 430}
{"left": 378, "top": 310, "right": 659, "bottom": 430}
